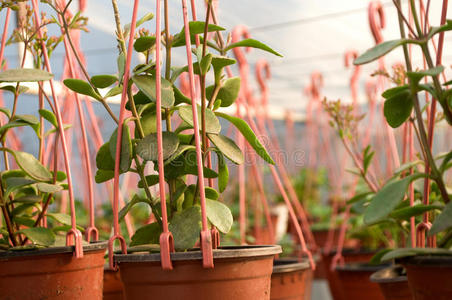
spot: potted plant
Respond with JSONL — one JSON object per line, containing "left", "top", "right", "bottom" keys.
{"left": 63, "top": 0, "right": 283, "bottom": 298}
{"left": 321, "top": 97, "right": 413, "bottom": 300}
{"left": 0, "top": 2, "right": 106, "bottom": 299}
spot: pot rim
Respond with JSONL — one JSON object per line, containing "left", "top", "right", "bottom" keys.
{"left": 272, "top": 258, "right": 310, "bottom": 273}
{"left": 0, "top": 240, "right": 107, "bottom": 260}
{"left": 114, "top": 245, "right": 281, "bottom": 263}
{"left": 335, "top": 262, "right": 389, "bottom": 272}
{"left": 369, "top": 264, "right": 407, "bottom": 283}
{"left": 399, "top": 255, "right": 452, "bottom": 266}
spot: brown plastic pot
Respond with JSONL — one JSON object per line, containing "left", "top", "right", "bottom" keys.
{"left": 400, "top": 255, "right": 452, "bottom": 300}
{"left": 271, "top": 258, "right": 313, "bottom": 300}
{"left": 335, "top": 262, "right": 387, "bottom": 300}
{"left": 104, "top": 267, "right": 124, "bottom": 300}
{"left": 311, "top": 228, "right": 337, "bottom": 279}
{"left": 322, "top": 248, "right": 377, "bottom": 300}
{"left": 370, "top": 265, "right": 412, "bottom": 300}
{"left": 0, "top": 241, "right": 106, "bottom": 300}
{"left": 115, "top": 245, "right": 281, "bottom": 300}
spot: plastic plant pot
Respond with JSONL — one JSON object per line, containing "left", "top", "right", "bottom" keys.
{"left": 400, "top": 255, "right": 452, "bottom": 300}
{"left": 0, "top": 241, "right": 107, "bottom": 300}
{"left": 115, "top": 245, "right": 281, "bottom": 300}
{"left": 104, "top": 266, "right": 125, "bottom": 300}
{"left": 335, "top": 262, "right": 387, "bottom": 300}
{"left": 370, "top": 264, "right": 412, "bottom": 300}
{"left": 311, "top": 228, "right": 338, "bottom": 279}
{"left": 322, "top": 248, "right": 378, "bottom": 300}
{"left": 271, "top": 258, "right": 313, "bottom": 300}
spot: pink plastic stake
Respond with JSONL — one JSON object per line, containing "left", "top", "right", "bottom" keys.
{"left": 243, "top": 103, "right": 315, "bottom": 270}
{"left": 231, "top": 26, "right": 251, "bottom": 246}
{"left": 30, "top": 0, "right": 83, "bottom": 258}
{"left": 155, "top": 0, "right": 175, "bottom": 270}
{"left": 255, "top": 60, "right": 317, "bottom": 251}
{"left": 369, "top": 1, "right": 400, "bottom": 173}
{"left": 344, "top": 50, "right": 361, "bottom": 110}
{"left": 109, "top": 0, "right": 142, "bottom": 270}
{"left": 0, "top": 8, "right": 10, "bottom": 67}
{"left": 284, "top": 110, "right": 294, "bottom": 170}
{"left": 417, "top": 0, "right": 448, "bottom": 249}
{"left": 60, "top": 21, "right": 98, "bottom": 242}
{"left": 181, "top": 0, "right": 214, "bottom": 269}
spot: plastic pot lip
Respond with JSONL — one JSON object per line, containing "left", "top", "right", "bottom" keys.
{"left": 114, "top": 245, "right": 282, "bottom": 263}
{"left": 272, "top": 257, "right": 310, "bottom": 273}
{"left": 399, "top": 255, "right": 452, "bottom": 266}
{"left": 369, "top": 264, "right": 407, "bottom": 283}
{"left": 335, "top": 262, "right": 389, "bottom": 273}
{"left": 0, "top": 240, "right": 107, "bottom": 260}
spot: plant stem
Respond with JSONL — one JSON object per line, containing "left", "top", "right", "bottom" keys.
{"left": 111, "top": 0, "right": 126, "bottom": 53}
{"left": 396, "top": 0, "right": 450, "bottom": 204}
{"left": 200, "top": 3, "right": 211, "bottom": 156}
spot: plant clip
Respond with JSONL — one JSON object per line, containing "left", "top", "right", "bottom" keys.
{"left": 330, "top": 253, "right": 345, "bottom": 271}
{"left": 108, "top": 234, "right": 127, "bottom": 271}
{"left": 211, "top": 227, "right": 220, "bottom": 249}
{"left": 66, "top": 228, "right": 84, "bottom": 258}
{"left": 416, "top": 222, "right": 436, "bottom": 248}
{"left": 85, "top": 226, "right": 99, "bottom": 243}
{"left": 201, "top": 230, "right": 214, "bottom": 268}
{"left": 159, "top": 232, "right": 175, "bottom": 270}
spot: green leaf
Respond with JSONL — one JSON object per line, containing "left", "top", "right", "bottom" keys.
{"left": 94, "top": 169, "right": 114, "bottom": 183}
{"left": 206, "top": 198, "right": 233, "bottom": 234}
{"left": 46, "top": 213, "right": 71, "bottom": 226}
{"left": 4, "top": 177, "right": 35, "bottom": 198}
{"left": 132, "top": 75, "right": 175, "bottom": 108}
{"left": 427, "top": 21, "right": 452, "bottom": 40}
{"left": 124, "top": 12, "right": 154, "bottom": 36}
{"left": 91, "top": 75, "right": 118, "bottom": 89}
{"left": 390, "top": 203, "right": 442, "bottom": 220}
{"left": 216, "top": 152, "right": 228, "bottom": 193}
{"left": 0, "top": 68, "right": 53, "bottom": 82}
{"left": 216, "top": 112, "right": 274, "bottom": 164}
{"left": 370, "top": 249, "right": 394, "bottom": 265}
{"left": 136, "top": 132, "right": 180, "bottom": 161}
{"left": 63, "top": 78, "right": 102, "bottom": 101}
{"left": 354, "top": 39, "right": 411, "bottom": 65}
{"left": 199, "top": 53, "right": 212, "bottom": 75}
{"left": 130, "top": 222, "right": 161, "bottom": 246}
{"left": 172, "top": 21, "right": 225, "bottom": 47}
{"left": 206, "top": 77, "right": 241, "bottom": 107}
{"left": 119, "top": 194, "right": 152, "bottom": 221}
{"left": 383, "top": 90, "right": 413, "bottom": 128}
{"left": 225, "top": 38, "right": 282, "bottom": 57}
{"left": 13, "top": 216, "right": 35, "bottom": 227}
{"left": 179, "top": 105, "right": 221, "bottom": 134}
{"left": 347, "top": 191, "right": 374, "bottom": 205}
{"left": 134, "top": 36, "right": 156, "bottom": 52}
{"left": 0, "top": 120, "right": 28, "bottom": 134}
{"left": 36, "top": 182, "right": 62, "bottom": 193}
{"left": 0, "top": 85, "right": 28, "bottom": 95}
{"left": 9, "top": 150, "right": 52, "bottom": 182}
{"left": 208, "top": 133, "right": 244, "bottom": 164}
{"left": 15, "top": 114, "right": 39, "bottom": 125}
{"left": 12, "top": 195, "right": 41, "bottom": 204}
{"left": 172, "top": 84, "right": 191, "bottom": 105}
{"left": 430, "top": 201, "right": 452, "bottom": 235}
{"left": 38, "top": 109, "right": 58, "bottom": 128}
{"left": 96, "top": 142, "right": 115, "bottom": 171}
{"left": 381, "top": 247, "right": 452, "bottom": 262}
{"left": 364, "top": 174, "right": 424, "bottom": 225}
{"left": 211, "top": 55, "right": 236, "bottom": 83}
{"left": 165, "top": 144, "right": 196, "bottom": 165}
{"left": 137, "top": 175, "right": 160, "bottom": 188}
{"left": 382, "top": 85, "right": 410, "bottom": 99}
{"left": 205, "top": 187, "right": 219, "bottom": 200}
{"left": 44, "top": 124, "right": 72, "bottom": 138}
{"left": 169, "top": 206, "right": 202, "bottom": 251}
{"left": 105, "top": 85, "right": 123, "bottom": 98}
{"left": 18, "top": 227, "right": 55, "bottom": 246}
{"left": 117, "top": 52, "right": 126, "bottom": 81}
{"left": 407, "top": 66, "right": 444, "bottom": 85}
{"left": 109, "top": 125, "right": 133, "bottom": 173}
{"left": 0, "top": 107, "right": 11, "bottom": 118}
{"left": 139, "top": 109, "right": 157, "bottom": 136}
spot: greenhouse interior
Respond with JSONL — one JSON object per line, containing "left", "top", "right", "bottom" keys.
{"left": 1, "top": 0, "right": 452, "bottom": 299}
